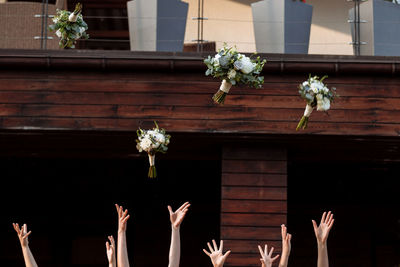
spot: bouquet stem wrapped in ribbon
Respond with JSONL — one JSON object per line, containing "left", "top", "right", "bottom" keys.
{"left": 296, "top": 75, "right": 337, "bottom": 130}
{"left": 136, "top": 122, "right": 170, "bottom": 178}
{"left": 204, "top": 44, "right": 266, "bottom": 105}
{"left": 49, "top": 3, "right": 89, "bottom": 49}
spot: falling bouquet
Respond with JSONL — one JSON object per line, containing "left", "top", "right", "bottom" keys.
{"left": 204, "top": 44, "right": 266, "bottom": 105}
{"left": 296, "top": 75, "right": 337, "bottom": 130}
{"left": 136, "top": 122, "right": 171, "bottom": 178}
{"left": 49, "top": 3, "right": 89, "bottom": 49}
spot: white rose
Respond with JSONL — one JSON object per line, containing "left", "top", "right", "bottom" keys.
{"left": 79, "top": 27, "right": 85, "bottom": 34}
{"left": 227, "top": 69, "right": 236, "bottom": 79}
{"left": 215, "top": 54, "right": 221, "bottom": 60}
{"left": 240, "top": 57, "right": 255, "bottom": 74}
{"left": 140, "top": 137, "right": 153, "bottom": 152}
{"left": 154, "top": 133, "right": 165, "bottom": 144}
{"left": 52, "top": 17, "right": 59, "bottom": 23}
{"left": 56, "top": 30, "right": 62, "bottom": 38}
{"left": 316, "top": 94, "right": 331, "bottom": 111}
{"left": 302, "top": 81, "right": 309, "bottom": 87}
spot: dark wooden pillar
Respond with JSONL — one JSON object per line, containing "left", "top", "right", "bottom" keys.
{"left": 221, "top": 145, "right": 287, "bottom": 267}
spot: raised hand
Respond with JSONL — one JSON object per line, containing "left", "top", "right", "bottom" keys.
{"left": 279, "top": 224, "right": 292, "bottom": 267}
{"left": 115, "top": 204, "right": 131, "bottom": 267}
{"left": 12, "top": 223, "right": 38, "bottom": 267}
{"left": 168, "top": 202, "right": 190, "bottom": 229}
{"left": 258, "top": 244, "right": 279, "bottom": 267}
{"left": 106, "top": 235, "right": 116, "bottom": 266}
{"left": 115, "top": 204, "right": 130, "bottom": 233}
{"left": 312, "top": 211, "right": 334, "bottom": 244}
{"left": 203, "top": 239, "right": 231, "bottom": 267}
{"left": 13, "top": 223, "right": 32, "bottom": 248}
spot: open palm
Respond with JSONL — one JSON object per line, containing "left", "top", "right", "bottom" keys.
{"left": 168, "top": 202, "right": 190, "bottom": 229}
{"left": 203, "top": 239, "right": 231, "bottom": 267}
{"left": 312, "top": 211, "right": 334, "bottom": 244}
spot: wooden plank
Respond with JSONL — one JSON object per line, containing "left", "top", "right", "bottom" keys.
{"left": 2, "top": 79, "right": 400, "bottom": 98}
{"left": 0, "top": 90, "right": 400, "bottom": 112}
{"left": 2, "top": 104, "right": 400, "bottom": 126}
{"left": 221, "top": 200, "right": 287, "bottom": 214}
{"left": 221, "top": 213, "right": 286, "bottom": 227}
{"left": 1, "top": 117, "right": 400, "bottom": 136}
{"left": 222, "top": 160, "right": 287, "bottom": 174}
{"left": 222, "top": 147, "right": 287, "bottom": 161}
{"left": 222, "top": 174, "right": 287, "bottom": 187}
{"left": 221, "top": 226, "right": 281, "bottom": 240}
{"left": 222, "top": 187, "right": 287, "bottom": 201}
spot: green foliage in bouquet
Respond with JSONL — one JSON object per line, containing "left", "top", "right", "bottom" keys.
{"left": 204, "top": 44, "right": 266, "bottom": 88}
{"left": 49, "top": 3, "right": 89, "bottom": 49}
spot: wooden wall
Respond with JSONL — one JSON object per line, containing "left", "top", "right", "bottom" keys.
{"left": 221, "top": 146, "right": 287, "bottom": 267}
{"left": 0, "top": 51, "right": 400, "bottom": 137}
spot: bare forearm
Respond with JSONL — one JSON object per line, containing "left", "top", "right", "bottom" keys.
{"left": 22, "top": 246, "right": 38, "bottom": 267}
{"left": 168, "top": 227, "right": 181, "bottom": 267}
{"left": 117, "top": 232, "right": 130, "bottom": 267}
{"left": 317, "top": 243, "right": 329, "bottom": 267}
{"left": 278, "top": 251, "right": 290, "bottom": 267}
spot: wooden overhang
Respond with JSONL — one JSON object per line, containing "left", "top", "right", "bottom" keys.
{"left": 0, "top": 49, "right": 399, "bottom": 137}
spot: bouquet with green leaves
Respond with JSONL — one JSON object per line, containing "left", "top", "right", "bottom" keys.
{"left": 49, "top": 3, "right": 89, "bottom": 49}
{"left": 296, "top": 75, "right": 337, "bottom": 130}
{"left": 136, "top": 122, "right": 171, "bottom": 178}
{"left": 204, "top": 44, "right": 266, "bottom": 105}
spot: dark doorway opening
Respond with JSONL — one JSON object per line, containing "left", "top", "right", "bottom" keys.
{"left": 0, "top": 133, "right": 221, "bottom": 267}
{"left": 288, "top": 142, "right": 400, "bottom": 267}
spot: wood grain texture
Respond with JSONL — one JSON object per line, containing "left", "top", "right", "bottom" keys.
{"left": 221, "top": 146, "right": 287, "bottom": 266}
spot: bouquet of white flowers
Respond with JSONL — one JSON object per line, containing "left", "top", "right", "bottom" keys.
{"left": 136, "top": 122, "right": 171, "bottom": 178}
{"left": 296, "top": 75, "right": 337, "bottom": 130}
{"left": 204, "top": 44, "right": 266, "bottom": 105}
{"left": 49, "top": 3, "right": 89, "bottom": 49}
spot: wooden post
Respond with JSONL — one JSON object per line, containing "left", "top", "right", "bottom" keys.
{"left": 221, "top": 145, "right": 287, "bottom": 266}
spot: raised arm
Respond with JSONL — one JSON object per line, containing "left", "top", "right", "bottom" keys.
{"left": 203, "top": 240, "right": 231, "bottom": 267}
{"left": 258, "top": 244, "right": 279, "bottom": 267}
{"left": 312, "top": 211, "right": 335, "bottom": 267}
{"left": 278, "top": 224, "right": 292, "bottom": 267}
{"left": 115, "top": 204, "right": 131, "bottom": 267}
{"left": 106, "top": 235, "right": 116, "bottom": 267}
{"left": 13, "top": 223, "right": 38, "bottom": 267}
{"left": 168, "top": 202, "right": 190, "bottom": 267}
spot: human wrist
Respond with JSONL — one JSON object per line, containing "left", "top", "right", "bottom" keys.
{"left": 317, "top": 241, "right": 327, "bottom": 249}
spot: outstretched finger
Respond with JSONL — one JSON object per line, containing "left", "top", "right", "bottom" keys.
{"left": 223, "top": 250, "right": 231, "bottom": 259}
{"left": 328, "top": 218, "right": 335, "bottom": 229}
{"left": 220, "top": 240, "right": 224, "bottom": 252}
{"left": 268, "top": 246, "right": 274, "bottom": 257}
{"left": 178, "top": 202, "right": 190, "bottom": 211}
{"left": 312, "top": 220, "right": 318, "bottom": 236}
{"left": 23, "top": 231, "right": 32, "bottom": 239}
{"left": 167, "top": 205, "right": 173, "bottom": 216}
{"left": 281, "top": 224, "right": 287, "bottom": 239}
{"left": 320, "top": 212, "right": 326, "bottom": 225}
{"left": 272, "top": 254, "right": 280, "bottom": 261}
{"left": 106, "top": 241, "right": 110, "bottom": 250}
{"left": 212, "top": 239, "right": 218, "bottom": 251}
{"left": 203, "top": 248, "right": 211, "bottom": 257}
{"left": 13, "top": 223, "right": 20, "bottom": 234}
{"left": 325, "top": 211, "right": 332, "bottom": 224}
{"left": 122, "top": 214, "right": 130, "bottom": 224}
{"left": 23, "top": 224, "right": 28, "bottom": 235}
{"left": 258, "top": 245, "right": 264, "bottom": 257}
{"left": 109, "top": 235, "right": 115, "bottom": 246}
{"left": 207, "top": 242, "right": 214, "bottom": 253}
